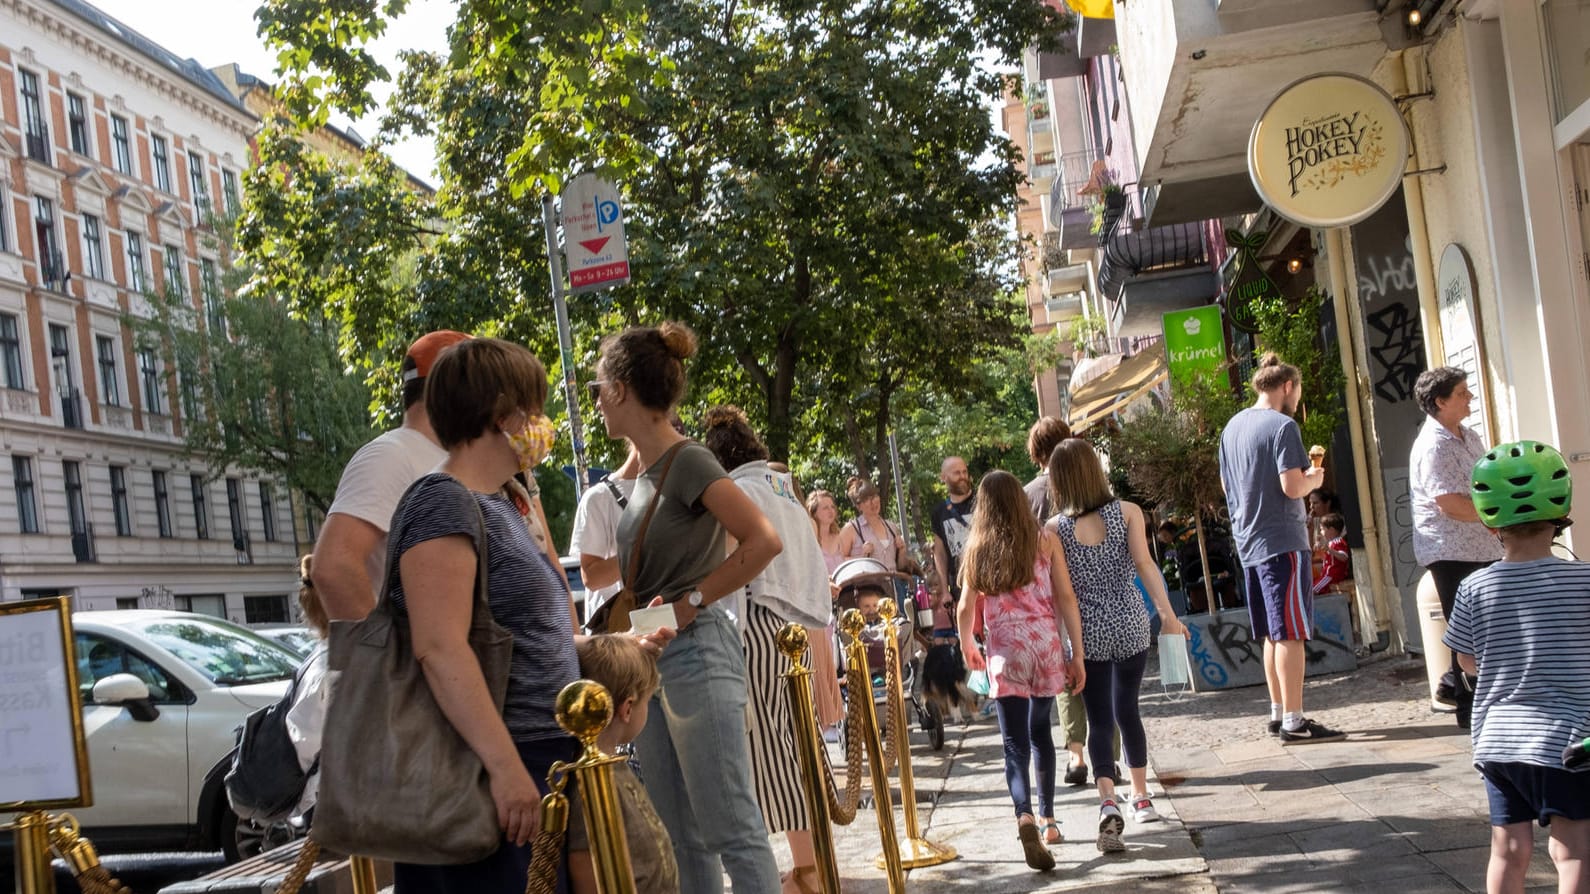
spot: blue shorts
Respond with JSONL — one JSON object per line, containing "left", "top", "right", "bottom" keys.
{"left": 1244, "top": 550, "right": 1313, "bottom": 641}
{"left": 1480, "top": 762, "right": 1590, "bottom": 827}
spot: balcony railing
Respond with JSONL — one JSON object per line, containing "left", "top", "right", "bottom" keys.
{"left": 72, "top": 525, "right": 97, "bottom": 563}
{"left": 1049, "top": 150, "right": 1108, "bottom": 213}
{"left": 1098, "top": 221, "right": 1211, "bottom": 300}
{"left": 24, "top": 128, "right": 51, "bottom": 164}
{"left": 60, "top": 387, "right": 84, "bottom": 429}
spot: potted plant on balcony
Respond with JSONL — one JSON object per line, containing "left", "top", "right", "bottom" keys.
{"left": 1066, "top": 313, "right": 1109, "bottom": 359}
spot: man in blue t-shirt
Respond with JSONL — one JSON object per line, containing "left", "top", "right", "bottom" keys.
{"left": 1218, "top": 354, "right": 1344, "bottom": 745}
{"left": 1444, "top": 441, "right": 1590, "bottom": 894}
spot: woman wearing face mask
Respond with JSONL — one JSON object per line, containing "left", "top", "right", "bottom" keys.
{"left": 384, "top": 337, "right": 671, "bottom": 894}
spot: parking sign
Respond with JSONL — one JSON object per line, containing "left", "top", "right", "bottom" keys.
{"left": 562, "top": 174, "right": 630, "bottom": 294}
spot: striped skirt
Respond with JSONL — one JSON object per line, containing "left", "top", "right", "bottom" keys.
{"left": 743, "top": 601, "right": 812, "bottom": 834}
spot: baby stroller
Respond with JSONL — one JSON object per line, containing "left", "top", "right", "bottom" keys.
{"left": 831, "top": 558, "right": 927, "bottom": 751}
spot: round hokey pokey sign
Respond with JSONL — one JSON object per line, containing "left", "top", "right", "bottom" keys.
{"left": 1248, "top": 73, "right": 1410, "bottom": 229}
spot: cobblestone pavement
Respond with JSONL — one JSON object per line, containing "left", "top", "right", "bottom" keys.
{"left": 788, "top": 649, "right": 1565, "bottom": 892}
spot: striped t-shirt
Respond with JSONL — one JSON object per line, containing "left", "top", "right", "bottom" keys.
{"left": 389, "top": 473, "right": 579, "bottom": 742}
{"left": 1443, "top": 557, "right": 1590, "bottom": 770}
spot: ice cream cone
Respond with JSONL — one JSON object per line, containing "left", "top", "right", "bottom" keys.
{"left": 1309, "top": 445, "right": 1325, "bottom": 469}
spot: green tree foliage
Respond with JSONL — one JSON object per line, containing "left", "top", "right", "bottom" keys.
{"left": 1250, "top": 285, "right": 1345, "bottom": 451}
{"left": 249, "top": 0, "right": 1071, "bottom": 541}
{"left": 131, "top": 261, "right": 376, "bottom": 515}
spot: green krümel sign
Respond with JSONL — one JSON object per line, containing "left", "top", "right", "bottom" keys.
{"left": 1163, "top": 305, "right": 1227, "bottom": 393}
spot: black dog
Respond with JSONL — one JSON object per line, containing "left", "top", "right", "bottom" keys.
{"left": 921, "top": 642, "right": 977, "bottom": 721}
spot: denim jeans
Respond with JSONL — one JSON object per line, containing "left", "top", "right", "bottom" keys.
{"left": 635, "top": 605, "right": 779, "bottom": 893}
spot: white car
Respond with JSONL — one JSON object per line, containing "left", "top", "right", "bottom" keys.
{"left": 68, "top": 610, "right": 302, "bottom": 861}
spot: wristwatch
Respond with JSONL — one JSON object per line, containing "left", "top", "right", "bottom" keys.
{"left": 686, "top": 589, "right": 706, "bottom": 608}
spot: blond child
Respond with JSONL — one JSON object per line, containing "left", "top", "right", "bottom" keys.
{"left": 574, "top": 636, "right": 679, "bottom": 894}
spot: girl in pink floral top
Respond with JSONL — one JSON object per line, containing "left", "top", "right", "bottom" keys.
{"left": 958, "top": 471, "right": 1087, "bottom": 872}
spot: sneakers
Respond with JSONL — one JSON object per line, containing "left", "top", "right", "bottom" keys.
{"left": 822, "top": 725, "right": 841, "bottom": 744}
{"left": 1130, "top": 794, "right": 1161, "bottom": 824}
{"left": 1278, "top": 718, "right": 1347, "bottom": 745}
{"left": 1268, "top": 719, "right": 1282, "bottom": 737}
{"left": 1097, "top": 801, "right": 1126, "bottom": 853}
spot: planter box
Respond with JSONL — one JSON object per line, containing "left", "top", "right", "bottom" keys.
{"left": 1184, "top": 594, "right": 1356, "bottom": 691}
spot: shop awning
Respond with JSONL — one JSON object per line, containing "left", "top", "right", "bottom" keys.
{"left": 1067, "top": 341, "right": 1169, "bottom": 432}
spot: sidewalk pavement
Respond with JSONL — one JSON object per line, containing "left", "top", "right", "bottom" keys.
{"left": 786, "top": 651, "right": 1564, "bottom": 892}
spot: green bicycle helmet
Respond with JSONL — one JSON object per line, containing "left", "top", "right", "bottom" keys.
{"left": 1470, "top": 440, "right": 1573, "bottom": 528}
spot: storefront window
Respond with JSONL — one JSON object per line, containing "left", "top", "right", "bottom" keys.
{"left": 1543, "top": 0, "right": 1590, "bottom": 124}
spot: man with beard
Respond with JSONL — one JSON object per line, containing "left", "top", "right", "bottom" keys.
{"left": 1218, "top": 354, "right": 1345, "bottom": 744}
{"left": 931, "top": 456, "right": 976, "bottom": 612}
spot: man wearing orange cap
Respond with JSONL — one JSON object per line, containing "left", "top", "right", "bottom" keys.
{"left": 311, "top": 330, "right": 471, "bottom": 620}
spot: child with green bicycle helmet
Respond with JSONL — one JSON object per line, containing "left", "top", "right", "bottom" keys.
{"left": 1443, "top": 440, "right": 1589, "bottom": 892}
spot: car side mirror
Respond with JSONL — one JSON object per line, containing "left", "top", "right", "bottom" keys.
{"left": 92, "top": 673, "right": 159, "bottom": 722}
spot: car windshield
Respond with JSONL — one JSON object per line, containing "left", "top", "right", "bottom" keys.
{"left": 132, "top": 617, "right": 300, "bottom": 685}
{"left": 264, "top": 629, "right": 317, "bottom": 659}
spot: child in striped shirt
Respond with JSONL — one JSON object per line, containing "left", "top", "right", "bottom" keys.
{"left": 1443, "top": 441, "right": 1589, "bottom": 894}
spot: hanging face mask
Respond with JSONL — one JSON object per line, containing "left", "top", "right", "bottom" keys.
{"left": 505, "top": 414, "right": 556, "bottom": 472}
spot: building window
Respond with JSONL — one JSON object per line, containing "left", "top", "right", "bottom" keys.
{"left": 111, "top": 465, "right": 132, "bottom": 536}
{"left": 20, "top": 70, "right": 49, "bottom": 164}
{"left": 0, "top": 182, "right": 9, "bottom": 253}
{"left": 13, "top": 456, "right": 38, "bottom": 533}
{"left": 111, "top": 115, "right": 132, "bottom": 175}
{"left": 162, "top": 245, "right": 184, "bottom": 297}
{"left": 152, "top": 136, "right": 172, "bottom": 193}
{"left": 201, "top": 259, "right": 224, "bottom": 336}
{"left": 63, "top": 460, "right": 86, "bottom": 533}
{"left": 35, "top": 197, "right": 63, "bottom": 286}
{"left": 50, "top": 323, "right": 83, "bottom": 429}
{"left": 191, "top": 474, "right": 209, "bottom": 539}
{"left": 82, "top": 213, "right": 105, "bottom": 279}
{"left": 0, "top": 314, "right": 23, "bottom": 389}
{"left": 222, "top": 170, "right": 240, "bottom": 217}
{"left": 153, "top": 470, "right": 172, "bottom": 537}
{"left": 67, "top": 93, "right": 91, "bottom": 156}
{"left": 258, "top": 481, "right": 277, "bottom": 542}
{"left": 138, "top": 346, "right": 164, "bottom": 415}
{"left": 95, "top": 335, "right": 120, "bottom": 406}
{"left": 125, "top": 232, "right": 146, "bottom": 291}
{"left": 115, "top": 597, "right": 138, "bottom": 610}
{"left": 226, "top": 476, "right": 246, "bottom": 550}
{"left": 244, "top": 595, "right": 289, "bottom": 624}
{"left": 179, "top": 356, "right": 204, "bottom": 423}
{"left": 188, "top": 151, "right": 210, "bottom": 221}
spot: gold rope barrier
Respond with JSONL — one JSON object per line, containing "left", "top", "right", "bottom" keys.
{"left": 5, "top": 811, "right": 138, "bottom": 894}
{"left": 10, "top": 811, "right": 55, "bottom": 894}
{"left": 777, "top": 624, "right": 844, "bottom": 894}
{"left": 838, "top": 608, "right": 906, "bottom": 894}
{"left": 876, "top": 601, "right": 958, "bottom": 870}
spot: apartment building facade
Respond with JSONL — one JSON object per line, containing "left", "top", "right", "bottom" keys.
{"left": 0, "top": 0, "right": 300, "bottom": 623}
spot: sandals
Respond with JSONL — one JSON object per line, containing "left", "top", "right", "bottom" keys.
{"left": 782, "top": 865, "right": 820, "bottom": 894}
{"left": 1039, "top": 818, "right": 1063, "bottom": 844}
{"left": 1017, "top": 820, "right": 1056, "bottom": 871}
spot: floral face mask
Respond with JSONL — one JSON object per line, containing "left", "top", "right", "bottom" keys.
{"left": 505, "top": 414, "right": 556, "bottom": 472}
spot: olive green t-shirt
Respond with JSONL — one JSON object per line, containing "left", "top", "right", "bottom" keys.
{"left": 617, "top": 442, "right": 728, "bottom": 602}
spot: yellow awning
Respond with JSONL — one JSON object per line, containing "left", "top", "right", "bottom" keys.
{"left": 1067, "top": 342, "right": 1168, "bottom": 431}
{"left": 1064, "top": 0, "right": 1115, "bottom": 19}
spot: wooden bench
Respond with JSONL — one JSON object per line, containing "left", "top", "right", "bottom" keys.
{"left": 157, "top": 840, "right": 391, "bottom": 894}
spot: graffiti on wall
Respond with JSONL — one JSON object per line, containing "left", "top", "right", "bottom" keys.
{"left": 1185, "top": 596, "right": 1357, "bottom": 691}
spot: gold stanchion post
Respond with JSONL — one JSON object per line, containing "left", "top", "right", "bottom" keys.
{"left": 876, "top": 600, "right": 958, "bottom": 869}
{"left": 839, "top": 609, "right": 906, "bottom": 894}
{"left": 348, "top": 855, "right": 379, "bottom": 894}
{"left": 11, "top": 811, "right": 56, "bottom": 894}
{"left": 554, "top": 680, "right": 636, "bottom": 894}
{"left": 777, "top": 623, "right": 844, "bottom": 894}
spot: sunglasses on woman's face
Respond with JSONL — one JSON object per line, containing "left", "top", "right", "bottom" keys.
{"left": 587, "top": 381, "right": 606, "bottom": 401}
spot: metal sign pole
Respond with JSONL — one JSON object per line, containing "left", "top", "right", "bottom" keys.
{"left": 543, "top": 194, "right": 589, "bottom": 498}
{"left": 888, "top": 431, "right": 909, "bottom": 540}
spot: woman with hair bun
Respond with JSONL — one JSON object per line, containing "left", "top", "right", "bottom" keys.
{"left": 702, "top": 405, "right": 834, "bottom": 894}
{"left": 591, "top": 323, "right": 785, "bottom": 893}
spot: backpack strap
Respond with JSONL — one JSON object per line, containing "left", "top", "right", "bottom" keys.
{"left": 602, "top": 475, "right": 628, "bottom": 510}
